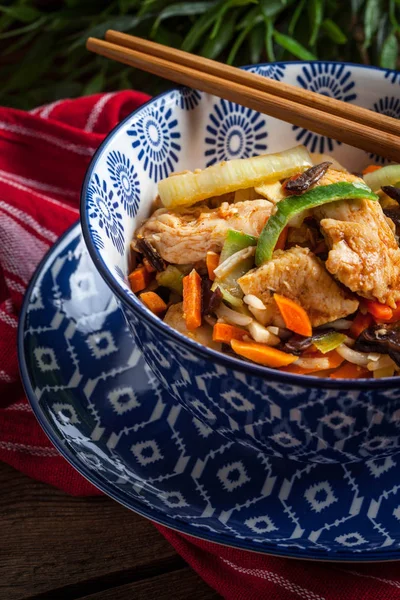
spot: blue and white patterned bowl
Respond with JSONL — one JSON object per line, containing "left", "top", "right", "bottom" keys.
{"left": 81, "top": 62, "right": 400, "bottom": 464}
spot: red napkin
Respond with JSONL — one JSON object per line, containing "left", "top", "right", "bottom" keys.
{"left": 1, "top": 92, "right": 400, "bottom": 600}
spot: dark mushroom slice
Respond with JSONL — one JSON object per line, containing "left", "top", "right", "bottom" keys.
{"left": 383, "top": 206, "right": 400, "bottom": 236}
{"left": 285, "top": 162, "right": 332, "bottom": 195}
{"left": 281, "top": 329, "right": 335, "bottom": 355}
{"left": 382, "top": 186, "right": 400, "bottom": 203}
{"left": 201, "top": 278, "right": 222, "bottom": 316}
{"left": 354, "top": 322, "right": 400, "bottom": 367}
{"left": 136, "top": 237, "right": 166, "bottom": 272}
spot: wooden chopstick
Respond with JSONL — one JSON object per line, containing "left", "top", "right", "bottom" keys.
{"left": 105, "top": 31, "right": 400, "bottom": 140}
{"left": 86, "top": 36, "right": 400, "bottom": 162}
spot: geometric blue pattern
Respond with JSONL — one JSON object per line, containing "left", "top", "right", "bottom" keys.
{"left": 106, "top": 150, "right": 140, "bottom": 217}
{"left": 18, "top": 224, "right": 400, "bottom": 561}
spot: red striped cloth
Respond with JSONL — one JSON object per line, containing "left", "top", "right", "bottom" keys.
{"left": 1, "top": 92, "right": 400, "bottom": 599}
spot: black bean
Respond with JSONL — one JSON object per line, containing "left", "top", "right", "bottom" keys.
{"left": 285, "top": 162, "right": 332, "bottom": 195}
{"left": 136, "top": 238, "right": 165, "bottom": 272}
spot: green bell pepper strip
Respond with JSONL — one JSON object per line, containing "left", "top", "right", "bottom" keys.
{"left": 313, "top": 331, "right": 346, "bottom": 354}
{"left": 156, "top": 265, "right": 184, "bottom": 294}
{"left": 219, "top": 229, "right": 258, "bottom": 263}
{"left": 255, "top": 182, "right": 379, "bottom": 266}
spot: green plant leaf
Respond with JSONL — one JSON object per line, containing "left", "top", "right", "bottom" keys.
{"left": 0, "top": 14, "right": 47, "bottom": 39}
{"left": 321, "top": 18, "right": 347, "bottom": 43}
{"left": 389, "top": 0, "right": 400, "bottom": 31}
{"left": 273, "top": 30, "right": 317, "bottom": 60}
{"left": 227, "top": 21, "right": 251, "bottom": 64}
{"left": 2, "top": 33, "right": 55, "bottom": 93}
{"left": 70, "top": 14, "right": 152, "bottom": 50}
{"left": 259, "top": 0, "right": 286, "bottom": 19}
{"left": 363, "top": 0, "right": 382, "bottom": 48}
{"left": 83, "top": 71, "right": 106, "bottom": 95}
{"left": 380, "top": 30, "right": 398, "bottom": 68}
{"left": 265, "top": 17, "right": 275, "bottom": 61}
{"left": 250, "top": 22, "right": 265, "bottom": 63}
{"left": 201, "top": 10, "right": 237, "bottom": 58}
{"left": 237, "top": 5, "right": 263, "bottom": 30}
{"left": 308, "top": 0, "right": 324, "bottom": 46}
{"left": 351, "top": 0, "right": 365, "bottom": 13}
{"left": 0, "top": 5, "right": 42, "bottom": 23}
{"left": 181, "top": 2, "right": 223, "bottom": 52}
{"left": 288, "top": 0, "right": 306, "bottom": 35}
{"left": 151, "top": 2, "right": 213, "bottom": 37}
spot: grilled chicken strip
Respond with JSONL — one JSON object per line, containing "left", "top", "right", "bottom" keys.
{"left": 313, "top": 169, "right": 400, "bottom": 307}
{"left": 135, "top": 200, "right": 273, "bottom": 264}
{"left": 238, "top": 246, "right": 359, "bottom": 327}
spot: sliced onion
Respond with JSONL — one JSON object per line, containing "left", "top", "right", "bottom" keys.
{"left": 335, "top": 344, "right": 371, "bottom": 366}
{"left": 243, "top": 294, "right": 266, "bottom": 310}
{"left": 248, "top": 305, "right": 271, "bottom": 326}
{"left": 364, "top": 164, "right": 400, "bottom": 192}
{"left": 213, "top": 246, "right": 255, "bottom": 280}
{"left": 248, "top": 321, "right": 280, "bottom": 346}
{"left": 294, "top": 356, "right": 331, "bottom": 370}
{"left": 215, "top": 303, "right": 253, "bottom": 326}
{"left": 373, "top": 365, "right": 396, "bottom": 378}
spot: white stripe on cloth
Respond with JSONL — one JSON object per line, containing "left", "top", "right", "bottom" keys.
{"left": 84, "top": 92, "right": 115, "bottom": 132}
{"left": 0, "top": 441, "right": 59, "bottom": 457}
{"left": 0, "top": 121, "right": 96, "bottom": 155}
{"left": 5, "top": 277, "right": 25, "bottom": 295}
{"left": 0, "top": 201, "right": 58, "bottom": 242}
{"left": 0, "top": 212, "right": 50, "bottom": 284}
{"left": 0, "top": 310, "right": 17, "bottom": 328}
{"left": 0, "top": 370, "right": 14, "bottom": 383}
{"left": 0, "top": 178, "right": 79, "bottom": 215}
{"left": 4, "top": 402, "right": 31, "bottom": 411}
{"left": 39, "top": 99, "right": 65, "bottom": 120}
{"left": 0, "top": 169, "right": 77, "bottom": 199}
{"left": 221, "top": 559, "right": 326, "bottom": 600}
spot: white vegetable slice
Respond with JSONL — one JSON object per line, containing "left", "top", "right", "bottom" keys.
{"left": 367, "top": 355, "right": 395, "bottom": 371}
{"left": 254, "top": 181, "right": 285, "bottom": 204}
{"left": 248, "top": 321, "right": 280, "bottom": 346}
{"left": 364, "top": 164, "right": 400, "bottom": 192}
{"left": 234, "top": 187, "right": 258, "bottom": 202}
{"left": 215, "top": 303, "right": 253, "bottom": 326}
{"left": 335, "top": 344, "right": 371, "bottom": 366}
{"left": 294, "top": 356, "right": 331, "bottom": 370}
{"left": 213, "top": 246, "right": 255, "bottom": 280}
{"left": 158, "top": 145, "right": 312, "bottom": 208}
{"left": 243, "top": 294, "right": 267, "bottom": 310}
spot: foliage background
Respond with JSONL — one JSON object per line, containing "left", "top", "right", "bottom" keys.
{"left": 1, "top": 0, "right": 399, "bottom": 110}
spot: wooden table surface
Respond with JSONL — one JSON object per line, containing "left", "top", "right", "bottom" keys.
{"left": 0, "top": 462, "right": 220, "bottom": 600}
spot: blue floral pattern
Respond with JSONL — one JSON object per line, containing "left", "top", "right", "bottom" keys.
{"left": 248, "top": 64, "right": 286, "bottom": 81}
{"left": 205, "top": 99, "right": 268, "bottom": 166}
{"left": 368, "top": 96, "right": 400, "bottom": 163}
{"left": 293, "top": 63, "right": 357, "bottom": 153}
{"left": 86, "top": 174, "right": 124, "bottom": 255}
{"left": 106, "top": 151, "right": 140, "bottom": 217}
{"left": 127, "top": 97, "right": 181, "bottom": 182}
{"left": 176, "top": 87, "right": 202, "bottom": 110}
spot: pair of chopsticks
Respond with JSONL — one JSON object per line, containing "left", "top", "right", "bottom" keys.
{"left": 87, "top": 32, "right": 400, "bottom": 162}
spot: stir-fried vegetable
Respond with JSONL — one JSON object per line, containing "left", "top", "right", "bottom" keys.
{"left": 363, "top": 164, "right": 400, "bottom": 191}
{"left": 140, "top": 291, "right": 167, "bottom": 315}
{"left": 254, "top": 181, "right": 285, "bottom": 203}
{"left": 206, "top": 251, "right": 219, "bottom": 281}
{"left": 284, "top": 161, "right": 331, "bottom": 195}
{"left": 230, "top": 339, "right": 297, "bottom": 367}
{"left": 156, "top": 265, "right": 184, "bottom": 294}
{"left": 212, "top": 323, "right": 248, "bottom": 344}
{"left": 329, "top": 362, "right": 370, "bottom": 379}
{"left": 129, "top": 265, "right": 152, "bottom": 293}
{"left": 274, "top": 294, "right": 312, "bottom": 337}
{"left": 312, "top": 331, "right": 346, "bottom": 353}
{"left": 255, "top": 182, "right": 379, "bottom": 265}
{"left": 183, "top": 269, "right": 202, "bottom": 330}
{"left": 219, "top": 229, "right": 257, "bottom": 263}
{"left": 158, "top": 145, "right": 312, "bottom": 208}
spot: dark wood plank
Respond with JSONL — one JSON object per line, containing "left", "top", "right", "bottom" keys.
{"left": 0, "top": 463, "right": 213, "bottom": 600}
{"left": 79, "top": 568, "right": 220, "bottom": 600}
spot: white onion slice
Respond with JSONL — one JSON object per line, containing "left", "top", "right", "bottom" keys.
{"left": 215, "top": 303, "right": 253, "bottom": 326}
{"left": 335, "top": 344, "right": 372, "bottom": 366}
{"left": 294, "top": 356, "right": 331, "bottom": 370}
{"left": 248, "top": 321, "right": 280, "bottom": 346}
{"left": 243, "top": 294, "right": 266, "bottom": 310}
{"left": 213, "top": 246, "right": 255, "bottom": 280}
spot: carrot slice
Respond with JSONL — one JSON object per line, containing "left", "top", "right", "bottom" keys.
{"left": 231, "top": 339, "right": 297, "bottom": 367}
{"left": 143, "top": 257, "right": 156, "bottom": 273}
{"left": 349, "top": 312, "right": 373, "bottom": 338}
{"left": 362, "top": 164, "right": 382, "bottom": 175}
{"left": 389, "top": 302, "right": 400, "bottom": 323}
{"left": 274, "top": 225, "right": 288, "bottom": 251}
{"left": 213, "top": 323, "right": 248, "bottom": 344}
{"left": 183, "top": 269, "right": 202, "bottom": 330}
{"left": 364, "top": 300, "right": 393, "bottom": 321}
{"left": 330, "top": 362, "right": 370, "bottom": 379}
{"left": 273, "top": 293, "right": 312, "bottom": 337}
{"left": 206, "top": 251, "right": 220, "bottom": 281}
{"left": 140, "top": 291, "right": 167, "bottom": 315}
{"left": 128, "top": 265, "right": 151, "bottom": 293}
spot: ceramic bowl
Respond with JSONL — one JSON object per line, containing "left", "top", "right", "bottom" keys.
{"left": 81, "top": 62, "right": 400, "bottom": 464}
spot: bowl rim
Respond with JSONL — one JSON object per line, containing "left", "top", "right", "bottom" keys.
{"left": 80, "top": 60, "right": 400, "bottom": 391}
